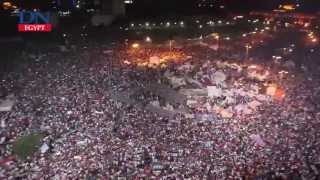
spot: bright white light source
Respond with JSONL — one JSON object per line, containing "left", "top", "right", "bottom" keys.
{"left": 207, "top": 21, "right": 214, "bottom": 26}
{"left": 145, "top": 36, "right": 152, "bottom": 43}
{"left": 124, "top": 0, "right": 133, "bottom": 4}
{"left": 272, "top": 56, "right": 282, "bottom": 60}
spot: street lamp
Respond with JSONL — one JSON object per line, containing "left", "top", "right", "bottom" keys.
{"left": 169, "top": 40, "right": 174, "bottom": 53}
{"left": 214, "top": 35, "right": 220, "bottom": 54}
{"left": 245, "top": 44, "right": 252, "bottom": 61}
{"left": 145, "top": 36, "right": 152, "bottom": 43}
{"left": 212, "top": 33, "right": 220, "bottom": 51}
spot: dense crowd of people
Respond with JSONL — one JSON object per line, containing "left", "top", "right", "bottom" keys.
{"left": 0, "top": 37, "right": 320, "bottom": 179}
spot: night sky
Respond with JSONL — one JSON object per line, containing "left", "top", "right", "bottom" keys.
{"left": 8, "top": 0, "right": 320, "bottom": 13}
{"left": 126, "top": 0, "right": 320, "bottom": 15}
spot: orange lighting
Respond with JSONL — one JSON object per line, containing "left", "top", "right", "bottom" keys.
{"left": 211, "top": 33, "right": 220, "bottom": 39}
{"left": 3, "top": 2, "right": 11, "bottom": 6}
{"left": 282, "top": 4, "right": 295, "bottom": 11}
{"left": 266, "top": 84, "right": 285, "bottom": 100}
{"left": 274, "top": 88, "right": 286, "bottom": 100}
{"left": 2, "top": 1, "right": 12, "bottom": 9}
{"left": 131, "top": 43, "right": 140, "bottom": 49}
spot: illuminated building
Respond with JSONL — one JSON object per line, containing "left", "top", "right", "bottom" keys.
{"left": 196, "top": 0, "right": 225, "bottom": 9}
